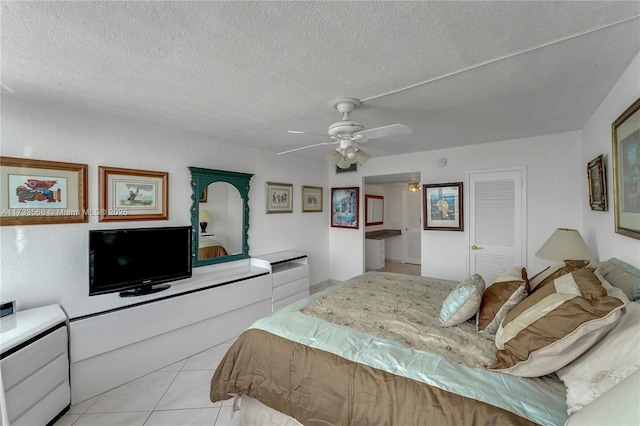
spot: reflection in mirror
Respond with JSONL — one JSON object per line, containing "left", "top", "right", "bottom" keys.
{"left": 189, "top": 167, "right": 253, "bottom": 267}
{"left": 365, "top": 194, "right": 384, "bottom": 226}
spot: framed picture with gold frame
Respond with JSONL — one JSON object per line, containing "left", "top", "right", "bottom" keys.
{"left": 301, "top": 185, "right": 323, "bottom": 212}
{"left": 587, "top": 154, "right": 607, "bottom": 211}
{"left": 99, "top": 166, "right": 169, "bottom": 222}
{"left": 0, "top": 156, "right": 88, "bottom": 226}
{"left": 612, "top": 97, "right": 640, "bottom": 239}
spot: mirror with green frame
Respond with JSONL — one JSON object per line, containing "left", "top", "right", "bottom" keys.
{"left": 189, "top": 167, "right": 253, "bottom": 267}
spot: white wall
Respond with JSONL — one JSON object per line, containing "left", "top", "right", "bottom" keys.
{"left": 330, "top": 132, "right": 584, "bottom": 282}
{"left": 582, "top": 52, "right": 640, "bottom": 268}
{"left": 0, "top": 95, "right": 330, "bottom": 310}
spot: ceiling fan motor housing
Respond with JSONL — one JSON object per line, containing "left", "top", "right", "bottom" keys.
{"left": 328, "top": 97, "right": 365, "bottom": 137}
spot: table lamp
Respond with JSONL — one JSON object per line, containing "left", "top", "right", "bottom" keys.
{"left": 535, "top": 228, "right": 595, "bottom": 262}
{"left": 199, "top": 210, "right": 213, "bottom": 234}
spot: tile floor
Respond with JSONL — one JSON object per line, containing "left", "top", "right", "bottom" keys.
{"left": 55, "top": 339, "right": 239, "bottom": 426}
{"left": 55, "top": 262, "right": 419, "bottom": 426}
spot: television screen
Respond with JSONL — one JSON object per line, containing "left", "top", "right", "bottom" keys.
{"left": 90, "top": 226, "right": 192, "bottom": 297}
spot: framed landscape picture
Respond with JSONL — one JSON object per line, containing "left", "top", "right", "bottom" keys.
{"left": 0, "top": 156, "right": 88, "bottom": 226}
{"left": 331, "top": 187, "right": 359, "bottom": 229}
{"left": 266, "top": 182, "right": 293, "bottom": 213}
{"left": 423, "top": 182, "right": 463, "bottom": 231}
{"left": 612, "top": 97, "right": 640, "bottom": 239}
{"left": 302, "top": 185, "right": 323, "bottom": 212}
{"left": 99, "top": 166, "right": 168, "bottom": 222}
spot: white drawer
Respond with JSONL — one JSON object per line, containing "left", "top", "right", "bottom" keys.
{"left": 13, "top": 381, "right": 70, "bottom": 426}
{"left": 273, "top": 277, "right": 310, "bottom": 302}
{"left": 4, "top": 353, "right": 69, "bottom": 423}
{"left": 273, "top": 263, "right": 309, "bottom": 287}
{"left": 273, "top": 290, "right": 310, "bottom": 311}
{"left": 1, "top": 325, "right": 68, "bottom": 391}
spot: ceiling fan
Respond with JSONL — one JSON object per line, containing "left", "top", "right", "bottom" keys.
{"left": 278, "top": 97, "right": 412, "bottom": 169}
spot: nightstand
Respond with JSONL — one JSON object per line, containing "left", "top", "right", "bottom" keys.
{"left": 0, "top": 304, "right": 70, "bottom": 425}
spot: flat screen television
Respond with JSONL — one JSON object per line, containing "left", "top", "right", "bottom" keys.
{"left": 89, "top": 226, "right": 192, "bottom": 297}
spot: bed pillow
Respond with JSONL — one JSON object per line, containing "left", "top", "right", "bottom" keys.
{"left": 476, "top": 267, "right": 528, "bottom": 334}
{"left": 439, "top": 274, "right": 485, "bottom": 327}
{"left": 529, "top": 260, "right": 591, "bottom": 293}
{"left": 489, "top": 268, "right": 625, "bottom": 377}
{"left": 557, "top": 299, "right": 639, "bottom": 415}
{"left": 596, "top": 258, "right": 640, "bottom": 301}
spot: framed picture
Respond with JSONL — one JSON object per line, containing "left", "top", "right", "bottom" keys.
{"left": 0, "top": 157, "right": 88, "bottom": 226}
{"left": 302, "top": 185, "right": 323, "bottom": 212}
{"left": 612, "top": 97, "right": 640, "bottom": 239}
{"left": 199, "top": 186, "right": 208, "bottom": 203}
{"left": 331, "top": 187, "right": 359, "bottom": 229}
{"left": 99, "top": 166, "right": 168, "bottom": 222}
{"left": 423, "top": 182, "right": 463, "bottom": 231}
{"left": 587, "top": 154, "right": 607, "bottom": 211}
{"left": 266, "top": 182, "right": 293, "bottom": 213}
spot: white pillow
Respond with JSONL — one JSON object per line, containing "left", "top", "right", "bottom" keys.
{"left": 557, "top": 299, "right": 640, "bottom": 415}
{"left": 439, "top": 274, "right": 485, "bottom": 327}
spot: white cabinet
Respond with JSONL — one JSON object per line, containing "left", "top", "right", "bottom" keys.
{"left": 365, "top": 239, "right": 385, "bottom": 269}
{"left": 252, "top": 251, "right": 309, "bottom": 312}
{"left": 62, "top": 262, "right": 272, "bottom": 404}
{"left": 0, "top": 305, "right": 70, "bottom": 426}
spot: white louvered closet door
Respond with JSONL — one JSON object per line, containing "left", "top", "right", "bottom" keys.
{"left": 468, "top": 168, "right": 526, "bottom": 283}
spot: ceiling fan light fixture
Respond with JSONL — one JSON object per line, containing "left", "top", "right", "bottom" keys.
{"left": 343, "top": 145, "right": 357, "bottom": 159}
{"left": 355, "top": 150, "right": 371, "bottom": 166}
{"left": 336, "top": 156, "right": 351, "bottom": 169}
{"left": 325, "top": 150, "right": 341, "bottom": 166}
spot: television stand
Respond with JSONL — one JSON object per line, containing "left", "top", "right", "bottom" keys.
{"left": 119, "top": 283, "right": 171, "bottom": 297}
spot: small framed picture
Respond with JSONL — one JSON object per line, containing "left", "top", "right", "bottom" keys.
{"left": 587, "top": 154, "right": 607, "bottom": 211}
{"left": 0, "top": 156, "right": 88, "bottom": 226}
{"left": 266, "top": 182, "right": 293, "bottom": 213}
{"left": 99, "top": 166, "right": 168, "bottom": 221}
{"left": 302, "top": 185, "right": 323, "bottom": 212}
{"left": 423, "top": 182, "right": 463, "bottom": 231}
{"left": 331, "top": 187, "right": 359, "bottom": 229}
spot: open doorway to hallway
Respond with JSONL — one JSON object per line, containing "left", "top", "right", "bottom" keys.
{"left": 363, "top": 172, "right": 421, "bottom": 277}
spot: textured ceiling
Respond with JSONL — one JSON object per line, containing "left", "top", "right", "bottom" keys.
{"left": 2, "top": 1, "right": 639, "bottom": 165}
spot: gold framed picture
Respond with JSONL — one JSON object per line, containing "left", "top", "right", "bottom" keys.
{"left": 587, "top": 154, "right": 607, "bottom": 211}
{"left": 0, "top": 156, "right": 88, "bottom": 226}
{"left": 99, "top": 166, "right": 169, "bottom": 222}
{"left": 302, "top": 185, "right": 322, "bottom": 212}
{"left": 266, "top": 182, "right": 293, "bottom": 214}
{"left": 611, "top": 97, "right": 640, "bottom": 239}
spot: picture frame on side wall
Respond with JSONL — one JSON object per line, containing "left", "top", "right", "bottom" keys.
{"left": 266, "top": 182, "right": 293, "bottom": 213}
{"left": 423, "top": 182, "right": 463, "bottom": 231}
{"left": 99, "top": 166, "right": 169, "bottom": 222}
{"left": 302, "top": 185, "right": 323, "bottom": 212}
{"left": 612, "top": 97, "right": 640, "bottom": 239}
{"left": 331, "top": 187, "right": 359, "bottom": 229}
{"left": 0, "top": 156, "right": 88, "bottom": 226}
{"left": 587, "top": 154, "right": 607, "bottom": 211}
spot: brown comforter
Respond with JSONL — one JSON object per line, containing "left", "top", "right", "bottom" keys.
{"left": 210, "top": 328, "right": 536, "bottom": 426}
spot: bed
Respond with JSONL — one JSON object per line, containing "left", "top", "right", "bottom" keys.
{"left": 198, "top": 237, "right": 228, "bottom": 259}
{"left": 210, "top": 259, "right": 640, "bottom": 425}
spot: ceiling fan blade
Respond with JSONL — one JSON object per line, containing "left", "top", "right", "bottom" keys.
{"left": 353, "top": 124, "right": 412, "bottom": 140}
{"left": 278, "top": 141, "right": 337, "bottom": 155}
{"left": 287, "top": 130, "right": 328, "bottom": 137}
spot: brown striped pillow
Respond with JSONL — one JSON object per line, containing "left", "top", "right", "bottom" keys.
{"left": 529, "top": 260, "right": 591, "bottom": 293}
{"left": 489, "top": 268, "right": 625, "bottom": 377}
{"left": 476, "top": 267, "right": 528, "bottom": 334}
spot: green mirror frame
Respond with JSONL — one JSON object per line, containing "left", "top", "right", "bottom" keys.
{"left": 189, "top": 167, "right": 253, "bottom": 267}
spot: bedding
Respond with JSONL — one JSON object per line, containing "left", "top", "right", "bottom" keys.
{"left": 210, "top": 272, "right": 568, "bottom": 426}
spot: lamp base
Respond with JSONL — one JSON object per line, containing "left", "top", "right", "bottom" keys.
{"left": 199, "top": 222, "right": 207, "bottom": 234}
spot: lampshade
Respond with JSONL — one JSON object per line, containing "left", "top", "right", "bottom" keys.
{"left": 325, "top": 150, "right": 341, "bottom": 166}
{"left": 199, "top": 209, "right": 213, "bottom": 223}
{"left": 408, "top": 182, "right": 420, "bottom": 192}
{"left": 355, "top": 150, "right": 370, "bottom": 166}
{"left": 535, "top": 228, "right": 595, "bottom": 262}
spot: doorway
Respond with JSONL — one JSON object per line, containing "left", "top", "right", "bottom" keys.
{"left": 363, "top": 172, "right": 421, "bottom": 276}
